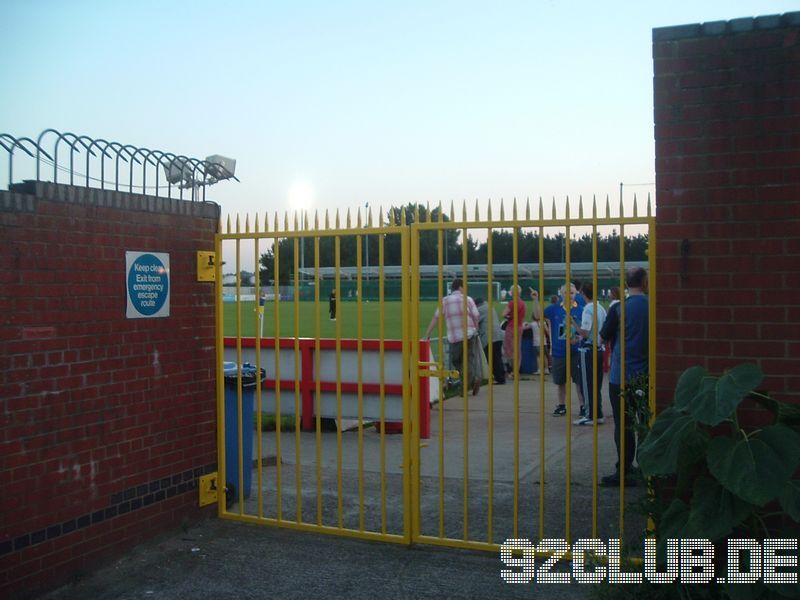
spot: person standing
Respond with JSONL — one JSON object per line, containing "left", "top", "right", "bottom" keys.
{"left": 475, "top": 298, "right": 506, "bottom": 385}
{"left": 528, "top": 288, "right": 545, "bottom": 375}
{"left": 543, "top": 295, "right": 559, "bottom": 374}
{"left": 601, "top": 286, "right": 622, "bottom": 374}
{"left": 601, "top": 268, "right": 649, "bottom": 487}
{"left": 546, "top": 283, "right": 584, "bottom": 417}
{"left": 329, "top": 289, "right": 337, "bottom": 321}
{"left": 424, "top": 278, "right": 482, "bottom": 396}
{"left": 574, "top": 282, "right": 606, "bottom": 425}
{"left": 502, "top": 285, "right": 527, "bottom": 379}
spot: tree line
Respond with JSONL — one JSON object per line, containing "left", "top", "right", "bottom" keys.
{"left": 260, "top": 203, "right": 648, "bottom": 284}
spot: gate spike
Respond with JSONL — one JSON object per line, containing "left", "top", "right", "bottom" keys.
{"left": 293, "top": 211, "right": 298, "bottom": 231}
{"left": 525, "top": 197, "right": 531, "bottom": 220}
{"left": 474, "top": 198, "right": 480, "bottom": 222}
{"left": 619, "top": 194, "right": 624, "bottom": 218}
{"left": 235, "top": 214, "right": 241, "bottom": 233}
{"left": 512, "top": 197, "right": 518, "bottom": 221}
{"left": 245, "top": 213, "right": 250, "bottom": 233}
{"left": 449, "top": 200, "right": 454, "bottom": 222}
{"left": 305, "top": 210, "right": 310, "bottom": 230}
{"left": 633, "top": 193, "right": 639, "bottom": 217}
{"left": 578, "top": 196, "right": 584, "bottom": 219}
{"left": 263, "top": 212, "right": 269, "bottom": 233}
{"left": 565, "top": 197, "right": 571, "bottom": 219}
{"left": 438, "top": 201, "right": 444, "bottom": 223}
{"left": 500, "top": 198, "right": 505, "bottom": 221}
{"left": 461, "top": 199, "right": 467, "bottom": 223}
{"left": 314, "top": 209, "right": 319, "bottom": 230}
{"left": 367, "top": 206, "right": 373, "bottom": 227}
{"left": 413, "top": 203, "right": 419, "bottom": 224}
{"left": 378, "top": 205, "right": 383, "bottom": 227}
{"left": 336, "top": 209, "right": 341, "bottom": 229}
{"left": 356, "top": 207, "right": 362, "bottom": 228}
{"left": 538, "top": 197, "right": 544, "bottom": 220}
{"left": 487, "top": 199, "right": 493, "bottom": 221}
{"left": 551, "top": 197, "right": 557, "bottom": 220}
{"left": 400, "top": 206, "right": 406, "bottom": 226}
{"left": 284, "top": 211, "right": 289, "bottom": 231}
{"left": 605, "top": 195, "right": 611, "bottom": 219}
{"left": 226, "top": 214, "right": 231, "bottom": 234}
{"left": 325, "top": 209, "right": 330, "bottom": 230}
{"left": 592, "top": 195, "right": 597, "bottom": 219}
{"left": 425, "top": 201, "right": 430, "bottom": 223}
{"left": 647, "top": 193, "right": 653, "bottom": 217}
{"left": 254, "top": 212, "right": 260, "bottom": 233}
{"left": 274, "top": 211, "right": 279, "bottom": 232}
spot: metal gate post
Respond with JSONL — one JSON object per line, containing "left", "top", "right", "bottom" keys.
{"left": 407, "top": 221, "right": 421, "bottom": 544}
{"left": 400, "top": 220, "right": 413, "bottom": 544}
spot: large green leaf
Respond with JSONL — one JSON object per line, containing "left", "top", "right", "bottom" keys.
{"left": 685, "top": 376, "right": 722, "bottom": 425}
{"left": 706, "top": 364, "right": 764, "bottom": 426}
{"left": 750, "top": 393, "right": 800, "bottom": 427}
{"left": 779, "top": 479, "right": 800, "bottom": 523}
{"left": 673, "top": 366, "right": 709, "bottom": 411}
{"left": 707, "top": 425, "right": 800, "bottom": 506}
{"left": 638, "top": 407, "right": 705, "bottom": 476}
{"left": 657, "top": 499, "right": 689, "bottom": 559}
{"left": 684, "top": 476, "right": 752, "bottom": 541}
{"left": 777, "top": 402, "right": 800, "bottom": 427}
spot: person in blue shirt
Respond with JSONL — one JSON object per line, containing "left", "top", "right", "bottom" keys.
{"left": 545, "top": 283, "right": 585, "bottom": 417}
{"left": 600, "top": 267, "right": 649, "bottom": 487}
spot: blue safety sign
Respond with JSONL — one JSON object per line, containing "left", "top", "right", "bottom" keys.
{"left": 126, "top": 251, "right": 170, "bottom": 318}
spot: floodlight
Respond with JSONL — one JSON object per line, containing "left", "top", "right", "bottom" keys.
{"left": 205, "top": 155, "right": 236, "bottom": 181}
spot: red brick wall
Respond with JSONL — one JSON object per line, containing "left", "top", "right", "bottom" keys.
{"left": 654, "top": 12, "right": 800, "bottom": 408}
{"left": 0, "top": 182, "right": 219, "bottom": 595}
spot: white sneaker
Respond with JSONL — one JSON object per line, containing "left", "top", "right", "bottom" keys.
{"left": 575, "top": 417, "right": 605, "bottom": 426}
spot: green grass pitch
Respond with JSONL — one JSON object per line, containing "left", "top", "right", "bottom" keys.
{"left": 222, "top": 299, "right": 504, "bottom": 340}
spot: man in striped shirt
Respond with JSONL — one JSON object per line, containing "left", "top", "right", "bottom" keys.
{"left": 424, "top": 278, "right": 482, "bottom": 395}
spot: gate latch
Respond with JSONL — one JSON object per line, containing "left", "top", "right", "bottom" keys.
{"left": 197, "top": 251, "right": 216, "bottom": 282}
{"left": 199, "top": 472, "right": 218, "bottom": 506}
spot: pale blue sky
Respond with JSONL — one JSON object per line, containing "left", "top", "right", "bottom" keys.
{"left": 2, "top": 0, "right": 798, "bottom": 226}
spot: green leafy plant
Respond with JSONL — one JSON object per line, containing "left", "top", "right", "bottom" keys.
{"left": 636, "top": 363, "right": 800, "bottom": 599}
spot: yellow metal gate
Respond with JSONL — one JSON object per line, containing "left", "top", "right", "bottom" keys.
{"left": 214, "top": 198, "right": 656, "bottom": 552}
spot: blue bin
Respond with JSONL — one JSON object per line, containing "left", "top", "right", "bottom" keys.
{"left": 223, "top": 362, "right": 263, "bottom": 501}
{"left": 519, "top": 329, "right": 539, "bottom": 374}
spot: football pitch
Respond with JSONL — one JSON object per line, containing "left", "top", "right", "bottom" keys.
{"left": 223, "top": 300, "right": 468, "bottom": 340}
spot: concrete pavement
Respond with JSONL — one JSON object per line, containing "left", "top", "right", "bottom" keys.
{"left": 41, "top": 375, "right": 645, "bottom": 599}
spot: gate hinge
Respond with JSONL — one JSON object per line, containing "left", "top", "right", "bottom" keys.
{"left": 199, "top": 472, "right": 218, "bottom": 506}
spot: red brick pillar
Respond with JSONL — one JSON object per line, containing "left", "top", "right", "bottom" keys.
{"left": 0, "top": 182, "right": 220, "bottom": 595}
{"left": 653, "top": 13, "right": 800, "bottom": 409}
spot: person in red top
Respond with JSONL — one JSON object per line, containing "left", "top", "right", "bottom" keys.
{"left": 502, "top": 285, "right": 527, "bottom": 379}
{"left": 424, "top": 278, "right": 482, "bottom": 395}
